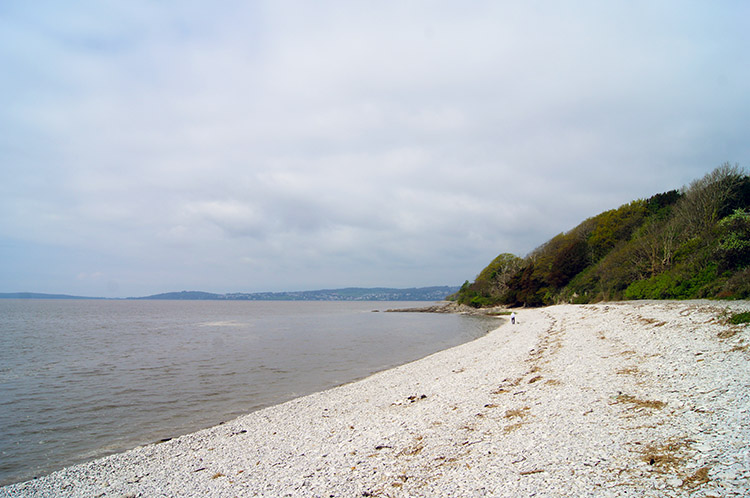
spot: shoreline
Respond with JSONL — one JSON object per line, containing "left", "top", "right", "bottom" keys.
{"left": 3, "top": 300, "right": 749, "bottom": 497}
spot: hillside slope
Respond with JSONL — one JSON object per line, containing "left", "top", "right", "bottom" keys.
{"left": 454, "top": 163, "right": 750, "bottom": 307}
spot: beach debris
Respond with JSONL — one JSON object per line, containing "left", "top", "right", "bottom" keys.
{"left": 391, "top": 394, "right": 427, "bottom": 406}
{"left": 398, "top": 439, "right": 425, "bottom": 457}
{"left": 633, "top": 438, "right": 694, "bottom": 478}
{"left": 503, "top": 422, "right": 524, "bottom": 434}
{"left": 614, "top": 393, "right": 666, "bottom": 410}
{"left": 519, "top": 469, "right": 545, "bottom": 476}
{"left": 683, "top": 466, "right": 711, "bottom": 487}
{"left": 492, "top": 376, "right": 524, "bottom": 394}
{"left": 639, "top": 317, "right": 667, "bottom": 327}
{"left": 504, "top": 407, "right": 530, "bottom": 419}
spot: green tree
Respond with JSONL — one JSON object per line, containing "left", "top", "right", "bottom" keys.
{"left": 716, "top": 209, "right": 750, "bottom": 270}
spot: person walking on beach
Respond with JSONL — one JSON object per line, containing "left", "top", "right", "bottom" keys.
{"left": 510, "top": 312, "right": 516, "bottom": 324}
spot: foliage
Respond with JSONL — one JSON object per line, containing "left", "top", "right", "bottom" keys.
{"left": 503, "top": 262, "right": 548, "bottom": 307}
{"left": 717, "top": 267, "right": 750, "bottom": 299}
{"left": 453, "top": 164, "right": 750, "bottom": 307}
{"left": 728, "top": 311, "right": 750, "bottom": 325}
{"left": 453, "top": 253, "right": 523, "bottom": 307}
{"left": 587, "top": 201, "right": 648, "bottom": 262}
{"left": 624, "top": 263, "right": 719, "bottom": 300}
{"left": 715, "top": 209, "right": 750, "bottom": 271}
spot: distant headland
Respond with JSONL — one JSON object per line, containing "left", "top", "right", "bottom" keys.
{"left": 0, "top": 286, "right": 459, "bottom": 302}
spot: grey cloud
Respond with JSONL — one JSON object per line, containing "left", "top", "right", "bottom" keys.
{"left": 1, "top": 1, "right": 749, "bottom": 296}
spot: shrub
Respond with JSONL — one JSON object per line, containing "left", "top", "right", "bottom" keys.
{"left": 718, "top": 267, "right": 750, "bottom": 299}
{"left": 624, "top": 264, "right": 719, "bottom": 300}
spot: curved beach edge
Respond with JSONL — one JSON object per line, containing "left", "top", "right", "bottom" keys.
{"left": 3, "top": 300, "right": 749, "bottom": 497}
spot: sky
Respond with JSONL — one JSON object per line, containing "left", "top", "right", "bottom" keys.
{"left": 1, "top": 1, "right": 749, "bottom": 297}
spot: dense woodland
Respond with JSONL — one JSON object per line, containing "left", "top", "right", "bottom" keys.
{"left": 452, "top": 163, "right": 750, "bottom": 307}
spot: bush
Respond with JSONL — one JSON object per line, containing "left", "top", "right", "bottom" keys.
{"left": 624, "top": 264, "right": 719, "bottom": 300}
{"left": 718, "top": 267, "right": 750, "bottom": 299}
{"left": 625, "top": 274, "right": 677, "bottom": 300}
{"left": 728, "top": 311, "right": 750, "bottom": 325}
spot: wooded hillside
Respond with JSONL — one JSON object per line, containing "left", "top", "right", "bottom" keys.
{"left": 453, "top": 163, "right": 750, "bottom": 307}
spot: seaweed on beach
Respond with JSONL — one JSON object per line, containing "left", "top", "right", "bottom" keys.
{"left": 614, "top": 393, "right": 666, "bottom": 410}
{"left": 640, "top": 440, "right": 687, "bottom": 471}
{"left": 503, "top": 422, "right": 524, "bottom": 434}
{"left": 633, "top": 438, "right": 712, "bottom": 487}
{"left": 504, "top": 407, "right": 530, "bottom": 419}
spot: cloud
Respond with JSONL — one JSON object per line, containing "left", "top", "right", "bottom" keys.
{"left": 1, "top": 1, "right": 749, "bottom": 296}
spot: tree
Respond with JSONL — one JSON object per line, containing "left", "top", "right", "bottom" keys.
{"left": 716, "top": 209, "right": 750, "bottom": 271}
{"left": 454, "top": 253, "right": 522, "bottom": 307}
{"left": 673, "top": 163, "right": 747, "bottom": 237}
{"left": 631, "top": 217, "right": 679, "bottom": 278}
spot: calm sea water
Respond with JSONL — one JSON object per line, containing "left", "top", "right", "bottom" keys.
{"left": 0, "top": 299, "right": 495, "bottom": 486}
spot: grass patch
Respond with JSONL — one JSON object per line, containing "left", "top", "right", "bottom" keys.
{"left": 728, "top": 311, "right": 750, "bottom": 325}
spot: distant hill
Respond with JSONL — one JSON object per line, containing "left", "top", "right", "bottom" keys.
{"left": 0, "top": 287, "right": 459, "bottom": 302}
{"left": 133, "top": 287, "right": 459, "bottom": 301}
{"left": 453, "top": 163, "right": 750, "bottom": 307}
{"left": 0, "top": 292, "right": 104, "bottom": 300}
{"left": 132, "top": 291, "right": 221, "bottom": 300}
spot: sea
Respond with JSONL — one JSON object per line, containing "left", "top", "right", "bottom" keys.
{"left": 0, "top": 299, "right": 496, "bottom": 486}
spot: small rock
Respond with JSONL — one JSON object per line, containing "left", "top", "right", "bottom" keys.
{"left": 667, "top": 477, "right": 683, "bottom": 487}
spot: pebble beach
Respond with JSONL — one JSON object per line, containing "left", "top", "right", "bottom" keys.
{"left": 3, "top": 300, "right": 749, "bottom": 497}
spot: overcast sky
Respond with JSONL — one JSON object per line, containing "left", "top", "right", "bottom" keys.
{"left": 1, "top": 1, "right": 749, "bottom": 297}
